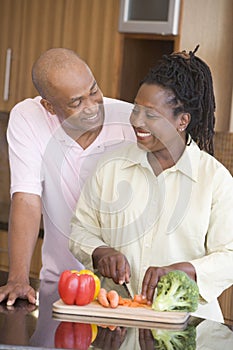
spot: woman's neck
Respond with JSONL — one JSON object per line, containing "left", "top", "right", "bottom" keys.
{"left": 147, "top": 136, "right": 186, "bottom": 175}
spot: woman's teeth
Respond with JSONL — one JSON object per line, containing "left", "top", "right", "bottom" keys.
{"left": 136, "top": 131, "right": 151, "bottom": 138}
{"left": 86, "top": 114, "right": 97, "bottom": 120}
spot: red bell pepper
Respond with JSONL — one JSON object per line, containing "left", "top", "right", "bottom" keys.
{"left": 58, "top": 270, "right": 95, "bottom": 306}
{"left": 55, "top": 321, "right": 92, "bottom": 350}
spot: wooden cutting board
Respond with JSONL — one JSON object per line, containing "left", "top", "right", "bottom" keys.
{"left": 52, "top": 299, "right": 189, "bottom": 325}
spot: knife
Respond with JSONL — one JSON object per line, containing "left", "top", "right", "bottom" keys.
{"left": 122, "top": 282, "right": 132, "bottom": 299}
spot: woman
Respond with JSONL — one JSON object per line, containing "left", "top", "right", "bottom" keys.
{"left": 70, "top": 47, "right": 233, "bottom": 322}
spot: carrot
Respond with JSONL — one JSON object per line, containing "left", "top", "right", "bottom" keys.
{"left": 118, "top": 296, "right": 132, "bottom": 306}
{"left": 97, "top": 288, "right": 109, "bottom": 307}
{"left": 99, "top": 324, "right": 117, "bottom": 331}
{"left": 118, "top": 295, "right": 149, "bottom": 308}
{"left": 133, "top": 294, "right": 148, "bottom": 304}
{"left": 107, "top": 290, "right": 119, "bottom": 308}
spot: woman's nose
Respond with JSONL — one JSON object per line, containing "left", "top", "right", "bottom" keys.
{"left": 130, "top": 110, "right": 146, "bottom": 127}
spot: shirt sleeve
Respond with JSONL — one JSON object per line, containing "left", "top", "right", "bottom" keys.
{"left": 70, "top": 173, "right": 107, "bottom": 270}
{"left": 190, "top": 165, "right": 233, "bottom": 303}
{"left": 7, "top": 106, "right": 43, "bottom": 196}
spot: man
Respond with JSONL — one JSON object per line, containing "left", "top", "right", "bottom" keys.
{"left": 0, "top": 48, "right": 134, "bottom": 305}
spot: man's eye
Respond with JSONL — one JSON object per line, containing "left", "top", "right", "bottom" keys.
{"left": 71, "top": 100, "right": 82, "bottom": 108}
{"left": 90, "top": 87, "right": 98, "bottom": 95}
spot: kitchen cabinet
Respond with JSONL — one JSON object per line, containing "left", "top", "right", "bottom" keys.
{"left": 0, "top": 0, "right": 23, "bottom": 111}
{"left": 0, "top": 112, "right": 10, "bottom": 223}
{"left": 116, "top": 33, "right": 177, "bottom": 103}
{"left": 219, "top": 287, "right": 233, "bottom": 326}
{"left": 0, "top": 0, "right": 232, "bottom": 129}
{"left": 0, "top": 230, "right": 42, "bottom": 278}
{"left": 61, "top": 0, "right": 122, "bottom": 98}
{"left": 0, "top": 0, "right": 123, "bottom": 111}
{"left": 214, "top": 132, "right": 233, "bottom": 325}
{"left": 0, "top": 0, "right": 65, "bottom": 112}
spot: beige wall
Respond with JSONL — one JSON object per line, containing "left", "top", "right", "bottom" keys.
{"left": 179, "top": 0, "right": 233, "bottom": 131}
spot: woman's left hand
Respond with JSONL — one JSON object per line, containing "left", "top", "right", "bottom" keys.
{"left": 141, "top": 262, "right": 196, "bottom": 304}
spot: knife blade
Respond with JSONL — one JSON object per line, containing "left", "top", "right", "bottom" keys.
{"left": 122, "top": 282, "right": 132, "bottom": 299}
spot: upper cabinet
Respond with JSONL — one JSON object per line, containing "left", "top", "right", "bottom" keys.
{"left": 0, "top": 0, "right": 65, "bottom": 112}
{"left": 61, "top": 0, "right": 122, "bottom": 99}
{"left": 0, "top": 0, "right": 232, "bottom": 131}
{"left": 0, "top": 0, "right": 24, "bottom": 111}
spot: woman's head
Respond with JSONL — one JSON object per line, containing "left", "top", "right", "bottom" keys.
{"left": 133, "top": 46, "right": 216, "bottom": 155}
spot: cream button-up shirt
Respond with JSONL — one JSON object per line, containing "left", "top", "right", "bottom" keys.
{"left": 70, "top": 141, "right": 233, "bottom": 322}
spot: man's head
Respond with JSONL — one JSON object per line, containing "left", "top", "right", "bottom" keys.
{"left": 32, "top": 48, "right": 104, "bottom": 137}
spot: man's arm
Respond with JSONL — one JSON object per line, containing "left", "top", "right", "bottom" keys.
{"left": 0, "top": 192, "right": 42, "bottom": 305}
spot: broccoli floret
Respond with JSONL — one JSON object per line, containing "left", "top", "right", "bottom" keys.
{"left": 152, "top": 325, "right": 196, "bottom": 350}
{"left": 152, "top": 270, "right": 199, "bottom": 312}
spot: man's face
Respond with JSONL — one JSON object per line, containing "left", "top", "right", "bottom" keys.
{"left": 43, "top": 62, "right": 104, "bottom": 136}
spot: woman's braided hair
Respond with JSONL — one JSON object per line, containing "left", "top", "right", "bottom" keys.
{"left": 141, "top": 45, "right": 216, "bottom": 155}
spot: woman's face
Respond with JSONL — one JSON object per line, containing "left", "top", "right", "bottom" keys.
{"left": 130, "top": 83, "right": 187, "bottom": 154}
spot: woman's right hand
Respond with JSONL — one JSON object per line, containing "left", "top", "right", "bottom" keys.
{"left": 92, "top": 246, "right": 131, "bottom": 285}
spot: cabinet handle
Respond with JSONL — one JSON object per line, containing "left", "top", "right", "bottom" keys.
{"left": 3, "top": 48, "right": 12, "bottom": 101}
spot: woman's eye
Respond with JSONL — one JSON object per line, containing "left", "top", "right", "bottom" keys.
{"left": 132, "top": 107, "right": 140, "bottom": 114}
{"left": 146, "top": 113, "right": 156, "bottom": 118}
{"left": 146, "top": 112, "right": 159, "bottom": 119}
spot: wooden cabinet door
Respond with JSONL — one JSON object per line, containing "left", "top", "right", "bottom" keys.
{"left": 16, "top": 0, "right": 65, "bottom": 103}
{"left": 61, "top": 0, "right": 122, "bottom": 98}
{"left": 0, "top": 0, "right": 24, "bottom": 111}
{"left": 0, "top": 0, "right": 65, "bottom": 112}
{"left": 219, "top": 287, "right": 233, "bottom": 325}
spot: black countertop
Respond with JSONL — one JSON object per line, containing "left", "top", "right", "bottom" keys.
{"left": 0, "top": 271, "right": 233, "bottom": 349}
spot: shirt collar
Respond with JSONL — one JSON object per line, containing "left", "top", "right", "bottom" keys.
{"left": 121, "top": 138, "right": 201, "bottom": 182}
{"left": 171, "top": 140, "right": 200, "bottom": 182}
{"left": 52, "top": 111, "right": 129, "bottom": 150}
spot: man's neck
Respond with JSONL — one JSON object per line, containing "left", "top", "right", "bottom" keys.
{"left": 76, "top": 126, "right": 103, "bottom": 149}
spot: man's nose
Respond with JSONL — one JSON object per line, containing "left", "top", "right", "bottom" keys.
{"left": 83, "top": 99, "right": 98, "bottom": 114}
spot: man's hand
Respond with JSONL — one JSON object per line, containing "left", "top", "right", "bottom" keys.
{"left": 92, "top": 246, "right": 131, "bottom": 285}
{"left": 1, "top": 192, "right": 42, "bottom": 306}
{"left": 0, "top": 280, "right": 36, "bottom": 306}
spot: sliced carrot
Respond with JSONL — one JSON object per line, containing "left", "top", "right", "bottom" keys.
{"left": 133, "top": 294, "right": 148, "bottom": 304}
{"left": 97, "top": 288, "right": 109, "bottom": 307}
{"left": 98, "top": 292, "right": 149, "bottom": 308}
{"left": 107, "top": 290, "right": 119, "bottom": 308}
{"left": 118, "top": 296, "right": 149, "bottom": 308}
{"left": 118, "top": 296, "right": 132, "bottom": 306}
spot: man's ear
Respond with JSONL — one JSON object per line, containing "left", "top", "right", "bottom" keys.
{"left": 179, "top": 113, "right": 191, "bottom": 131}
{"left": 40, "top": 98, "right": 56, "bottom": 115}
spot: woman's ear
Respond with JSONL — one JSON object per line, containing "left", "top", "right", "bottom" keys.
{"left": 40, "top": 98, "right": 56, "bottom": 115}
{"left": 179, "top": 113, "right": 191, "bottom": 132}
